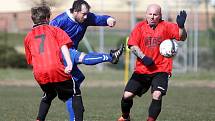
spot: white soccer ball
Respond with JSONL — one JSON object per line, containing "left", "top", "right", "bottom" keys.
{"left": 159, "top": 39, "right": 178, "bottom": 58}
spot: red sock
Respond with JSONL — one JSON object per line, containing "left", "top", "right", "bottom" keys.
{"left": 147, "top": 117, "right": 155, "bottom": 121}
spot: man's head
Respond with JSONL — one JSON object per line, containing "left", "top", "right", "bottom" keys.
{"left": 31, "top": 5, "right": 51, "bottom": 24}
{"left": 145, "top": 4, "right": 162, "bottom": 28}
{"left": 70, "top": 0, "right": 91, "bottom": 23}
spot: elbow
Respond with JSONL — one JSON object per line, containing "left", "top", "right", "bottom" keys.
{"left": 180, "top": 33, "right": 187, "bottom": 41}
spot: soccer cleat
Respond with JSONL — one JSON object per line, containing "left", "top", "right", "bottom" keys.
{"left": 118, "top": 116, "right": 130, "bottom": 121}
{"left": 110, "top": 43, "right": 125, "bottom": 64}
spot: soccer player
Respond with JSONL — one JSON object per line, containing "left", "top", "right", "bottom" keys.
{"left": 24, "top": 5, "right": 79, "bottom": 121}
{"left": 50, "top": 0, "right": 124, "bottom": 120}
{"left": 118, "top": 4, "right": 187, "bottom": 121}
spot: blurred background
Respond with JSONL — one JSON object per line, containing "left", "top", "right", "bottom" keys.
{"left": 0, "top": 0, "right": 215, "bottom": 121}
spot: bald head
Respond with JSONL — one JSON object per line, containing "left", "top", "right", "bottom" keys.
{"left": 146, "top": 4, "right": 161, "bottom": 15}
{"left": 145, "top": 4, "right": 162, "bottom": 28}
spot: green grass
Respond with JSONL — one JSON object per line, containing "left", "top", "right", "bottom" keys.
{"left": 0, "top": 32, "right": 26, "bottom": 46}
{"left": 0, "top": 68, "right": 34, "bottom": 81}
{"left": 0, "top": 86, "right": 215, "bottom": 121}
{"left": 171, "top": 70, "right": 215, "bottom": 81}
{"left": 0, "top": 68, "right": 215, "bottom": 121}
{"left": 1, "top": 67, "right": 215, "bottom": 81}
{"left": 0, "top": 31, "right": 126, "bottom": 50}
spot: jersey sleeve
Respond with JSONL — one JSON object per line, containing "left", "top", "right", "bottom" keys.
{"left": 24, "top": 35, "right": 32, "bottom": 65}
{"left": 55, "top": 27, "right": 73, "bottom": 47}
{"left": 86, "top": 12, "right": 110, "bottom": 26}
{"left": 128, "top": 23, "right": 141, "bottom": 47}
{"left": 50, "top": 15, "right": 65, "bottom": 28}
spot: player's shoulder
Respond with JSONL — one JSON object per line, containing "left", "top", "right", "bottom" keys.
{"left": 24, "top": 30, "right": 35, "bottom": 43}
{"left": 52, "top": 11, "right": 68, "bottom": 21}
{"left": 136, "top": 20, "right": 147, "bottom": 27}
{"left": 133, "top": 21, "right": 147, "bottom": 30}
{"left": 55, "top": 11, "right": 67, "bottom": 18}
{"left": 49, "top": 25, "right": 62, "bottom": 31}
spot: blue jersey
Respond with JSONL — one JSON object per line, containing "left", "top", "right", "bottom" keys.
{"left": 50, "top": 10, "right": 110, "bottom": 49}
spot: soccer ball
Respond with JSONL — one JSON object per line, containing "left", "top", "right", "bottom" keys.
{"left": 159, "top": 39, "right": 178, "bottom": 58}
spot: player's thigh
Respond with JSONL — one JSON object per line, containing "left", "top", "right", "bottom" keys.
{"left": 66, "top": 48, "right": 82, "bottom": 64}
{"left": 68, "top": 48, "right": 85, "bottom": 82}
{"left": 151, "top": 72, "right": 169, "bottom": 95}
{"left": 68, "top": 48, "right": 85, "bottom": 64}
{"left": 125, "top": 72, "right": 151, "bottom": 97}
{"left": 40, "top": 83, "right": 56, "bottom": 94}
{"left": 54, "top": 79, "right": 81, "bottom": 102}
{"left": 71, "top": 64, "right": 85, "bottom": 83}
{"left": 39, "top": 83, "right": 57, "bottom": 101}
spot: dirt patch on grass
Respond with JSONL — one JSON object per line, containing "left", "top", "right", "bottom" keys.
{"left": 169, "top": 80, "right": 215, "bottom": 88}
{"left": 0, "top": 80, "right": 37, "bottom": 87}
{"left": 0, "top": 80, "right": 215, "bottom": 88}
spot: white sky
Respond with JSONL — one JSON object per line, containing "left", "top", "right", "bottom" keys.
{"left": 0, "top": 0, "right": 31, "bottom": 12}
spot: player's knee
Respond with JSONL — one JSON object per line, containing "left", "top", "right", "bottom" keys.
{"left": 152, "top": 91, "right": 162, "bottom": 100}
{"left": 78, "top": 53, "right": 86, "bottom": 63}
{"left": 123, "top": 91, "right": 135, "bottom": 100}
{"left": 42, "top": 93, "right": 57, "bottom": 104}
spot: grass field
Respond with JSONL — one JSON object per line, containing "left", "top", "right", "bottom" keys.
{"left": 0, "top": 85, "right": 215, "bottom": 121}
{"left": 0, "top": 68, "right": 215, "bottom": 121}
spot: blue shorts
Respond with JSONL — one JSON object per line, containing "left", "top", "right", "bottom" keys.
{"left": 63, "top": 48, "right": 85, "bottom": 88}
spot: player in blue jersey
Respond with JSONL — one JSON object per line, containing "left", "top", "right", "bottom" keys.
{"left": 50, "top": 0, "right": 124, "bottom": 120}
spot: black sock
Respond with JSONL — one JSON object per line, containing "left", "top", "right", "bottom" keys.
{"left": 36, "top": 101, "right": 51, "bottom": 121}
{"left": 73, "top": 95, "right": 85, "bottom": 121}
{"left": 148, "top": 99, "right": 162, "bottom": 120}
{"left": 121, "top": 98, "right": 133, "bottom": 119}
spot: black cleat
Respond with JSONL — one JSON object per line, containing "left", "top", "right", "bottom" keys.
{"left": 110, "top": 43, "right": 125, "bottom": 64}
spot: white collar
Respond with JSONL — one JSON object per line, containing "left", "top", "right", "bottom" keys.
{"left": 66, "top": 9, "right": 77, "bottom": 23}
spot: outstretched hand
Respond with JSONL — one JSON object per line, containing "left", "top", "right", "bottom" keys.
{"left": 107, "top": 17, "right": 116, "bottom": 27}
{"left": 176, "top": 10, "right": 187, "bottom": 28}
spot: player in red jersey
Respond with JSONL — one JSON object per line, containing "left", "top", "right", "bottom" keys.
{"left": 118, "top": 4, "right": 187, "bottom": 121}
{"left": 24, "top": 6, "right": 79, "bottom": 121}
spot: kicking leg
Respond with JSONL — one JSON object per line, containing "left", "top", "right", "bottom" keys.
{"left": 81, "top": 52, "right": 112, "bottom": 65}
{"left": 80, "top": 43, "right": 125, "bottom": 65}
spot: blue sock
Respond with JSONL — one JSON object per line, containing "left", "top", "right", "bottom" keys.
{"left": 82, "top": 52, "right": 112, "bottom": 65}
{"left": 66, "top": 97, "right": 75, "bottom": 121}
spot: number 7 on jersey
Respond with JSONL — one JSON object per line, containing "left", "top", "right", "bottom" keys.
{"left": 35, "top": 34, "right": 46, "bottom": 53}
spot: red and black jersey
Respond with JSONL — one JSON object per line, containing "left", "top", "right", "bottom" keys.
{"left": 128, "top": 20, "right": 180, "bottom": 74}
{"left": 24, "top": 24, "right": 73, "bottom": 84}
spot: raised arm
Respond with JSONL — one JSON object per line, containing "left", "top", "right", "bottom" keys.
{"left": 86, "top": 12, "right": 116, "bottom": 27}
{"left": 176, "top": 10, "right": 187, "bottom": 41}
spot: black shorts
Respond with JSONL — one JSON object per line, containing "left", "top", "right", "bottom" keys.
{"left": 124, "top": 72, "right": 169, "bottom": 97}
{"left": 40, "top": 79, "right": 81, "bottom": 102}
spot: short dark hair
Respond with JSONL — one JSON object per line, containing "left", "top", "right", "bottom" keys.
{"left": 70, "top": 0, "right": 91, "bottom": 13}
{"left": 31, "top": 5, "right": 51, "bottom": 24}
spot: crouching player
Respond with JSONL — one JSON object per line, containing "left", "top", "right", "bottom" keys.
{"left": 24, "top": 5, "right": 80, "bottom": 121}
